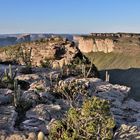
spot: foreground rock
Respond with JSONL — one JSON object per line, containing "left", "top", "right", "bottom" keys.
{"left": 0, "top": 62, "right": 140, "bottom": 139}
{"left": 54, "top": 77, "right": 140, "bottom": 139}
{"left": 0, "top": 89, "right": 13, "bottom": 105}
{"left": 0, "top": 106, "right": 17, "bottom": 132}
{"left": 21, "top": 104, "right": 63, "bottom": 134}
{"left": 0, "top": 72, "right": 140, "bottom": 139}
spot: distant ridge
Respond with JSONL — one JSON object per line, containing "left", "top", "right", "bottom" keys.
{"left": 0, "top": 34, "right": 73, "bottom": 47}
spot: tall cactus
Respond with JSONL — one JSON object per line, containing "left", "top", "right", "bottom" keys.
{"left": 82, "top": 64, "right": 86, "bottom": 77}
{"left": 105, "top": 71, "right": 110, "bottom": 82}
{"left": 13, "top": 79, "right": 21, "bottom": 107}
{"left": 49, "top": 73, "right": 53, "bottom": 86}
{"left": 19, "top": 46, "right": 32, "bottom": 67}
{"left": 4, "top": 64, "right": 17, "bottom": 82}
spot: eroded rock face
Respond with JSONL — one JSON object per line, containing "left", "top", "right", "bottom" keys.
{"left": 74, "top": 36, "right": 115, "bottom": 53}
{"left": 74, "top": 33, "right": 140, "bottom": 53}
{"left": 0, "top": 37, "right": 96, "bottom": 69}
{"left": 17, "top": 37, "right": 86, "bottom": 67}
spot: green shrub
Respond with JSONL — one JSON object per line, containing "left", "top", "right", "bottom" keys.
{"left": 48, "top": 97, "right": 115, "bottom": 140}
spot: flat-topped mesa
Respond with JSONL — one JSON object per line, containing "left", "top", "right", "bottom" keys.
{"left": 90, "top": 33, "right": 140, "bottom": 38}
{"left": 74, "top": 33, "right": 140, "bottom": 53}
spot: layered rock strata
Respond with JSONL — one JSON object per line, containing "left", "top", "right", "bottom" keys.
{"left": 74, "top": 33, "right": 140, "bottom": 53}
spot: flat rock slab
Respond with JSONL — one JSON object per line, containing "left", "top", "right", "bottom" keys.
{"left": 0, "top": 89, "right": 13, "bottom": 105}
{"left": 0, "top": 106, "right": 17, "bottom": 132}
{"left": 21, "top": 104, "right": 63, "bottom": 134}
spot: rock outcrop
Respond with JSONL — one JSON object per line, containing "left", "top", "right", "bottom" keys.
{"left": 74, "top": 36, "right": 114, "bottom": 53}
{"left": 74, "top": 33, "right": 140, "bottom": 53}
{"left": 0, "top": 106, "right": 17, "bottom": 132}
{"left": 0, "top": 36, "right": 93, "bottom": 68}
{"left": 0, "top": 64, "right": 140, "bottom": 139}
{"left": 30, "top": 39, "right": 80, "bottom": 66}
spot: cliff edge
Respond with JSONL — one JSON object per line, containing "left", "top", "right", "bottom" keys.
{"left": 74, "top": 33, "right": 140, "bottom": 53}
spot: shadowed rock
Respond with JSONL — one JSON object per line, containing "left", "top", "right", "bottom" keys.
{"left": 0, "top": 106, "right": 17, "bottom": 132}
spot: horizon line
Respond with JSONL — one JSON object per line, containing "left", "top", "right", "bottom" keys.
{"left": 1, "top": 32, "right": 140, "bottom": 35}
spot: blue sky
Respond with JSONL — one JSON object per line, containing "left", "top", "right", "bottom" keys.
{"left": 0, "top": 0, "right": 140, "bottom": 34}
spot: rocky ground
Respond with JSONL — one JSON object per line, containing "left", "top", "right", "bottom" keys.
{"left": 0, "top": 66, "right": 140, "bottom": 140}
{"left": 0, "top": 36, "right": 140, "bottom": 140}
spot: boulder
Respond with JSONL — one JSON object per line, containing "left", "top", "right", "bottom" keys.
{"left": 16, "top": 74, "right": 40, "bottom": 83}
{"left": 0, "top": 106, "right": 17, "bottom": 132}
{"left": 0, "top": 89, "right": 13, "bottom": 105}
{"left": 21, "top": 104, "right": 63, "bottom": 134}
{"left": 29, "top": 80, "right": 46, "bottom": 91}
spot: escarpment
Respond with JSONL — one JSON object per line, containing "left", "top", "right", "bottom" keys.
{"left": 74, "top": 33, "right": 140, "bottom": 53}
{"left": 74, "top": 36, "right": 114, "bottom": 53}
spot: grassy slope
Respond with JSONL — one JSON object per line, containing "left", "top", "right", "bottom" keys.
{"left": 85, "top": 52, "right": 140, "bottom": 100}
{"left": 85, "top": 52, "right": 140, "bottom": 70}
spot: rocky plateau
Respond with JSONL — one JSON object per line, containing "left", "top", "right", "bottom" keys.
{"left": 0, "top": 36, "right": 140, "bottom": 139}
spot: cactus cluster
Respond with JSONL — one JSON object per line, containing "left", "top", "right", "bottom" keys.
{"left": 13, "top": 79, "right": 21, "bottom": 107}
{"left": 3, "top": 64, "right": 18, "bottom": 83}
{"left": 0, "top": 64, "right": 22, "bottom": 107}
{"left": 81, "top": 62, "right": 95, "bottom": 78}
{"left": 0, "top": 64, "right": 18, "bottom": 89}
{"left": 19, "top": 46, "right": 32, "bottom": 67}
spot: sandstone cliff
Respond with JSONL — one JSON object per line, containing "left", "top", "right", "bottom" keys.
{"left": 74, "top": 36, "right": 114, "bottom": 53}
{"left": 74, "top": 33, "right": 140, "bottom": 53}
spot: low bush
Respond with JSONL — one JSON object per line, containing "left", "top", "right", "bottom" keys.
{"left": 48, "top": 97, "right": 115, "bottom": 140}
